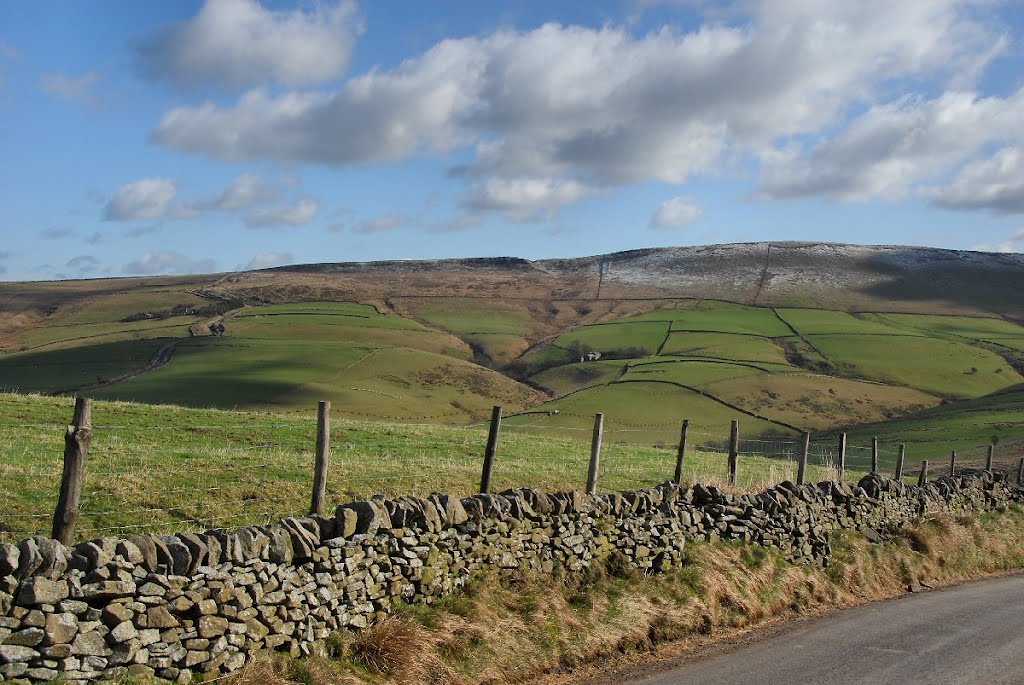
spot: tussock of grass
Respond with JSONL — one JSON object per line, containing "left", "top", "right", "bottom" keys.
{"left": 220, "top": 505, "right": 1024, "bottom": 685}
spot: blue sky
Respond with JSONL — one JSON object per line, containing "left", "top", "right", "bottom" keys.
{"left": 1, "top": 0, "right": 1024, "bottom": 281}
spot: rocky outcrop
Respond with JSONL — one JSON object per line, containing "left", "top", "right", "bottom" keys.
{"left": 0, "top": 471, "right": 1016, "bottom": 683}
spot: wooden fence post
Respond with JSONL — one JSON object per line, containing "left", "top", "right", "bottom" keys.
{"left": 871, "top": 437, "right": 879, "bottom": 473}
{"left": 949, "top": 449, "right": 957, "bottom": 477}
{"left": 797, "top": 431, "right": 810, "bottom": 486}
{"left": 309, "top": 401, "right": 330, "bottom": 516}
{"left": 986, "top": 445, "right": 994, "bottom": 471}
{"left": 52, "top": 397, "right": 92, "bottom": 545}
{"left": 586, "top": 413, "right": 604, "bottom": 495}
{"left": 673, "top": 419, "right": 689, "bottom": 484}
{"left": 837, "top": 432, "right": 847, "bottom": 482}
{"left": 728, "top": 420, "right": 739, "bottom": 486}
{"left": 479, "top": 406, "right": 502, "bottom": 493}
{"left": 895, "top": 444, "right": 906, "bottom": 481}
{"left": 918, "top": 460, "right": 929, "bottom": 487}
{"left": 1017, "top": 458, "right": 1023, "bottom": 486}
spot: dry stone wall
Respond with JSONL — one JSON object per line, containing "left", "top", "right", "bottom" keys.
{"left": 0, "top": 471, "right": 1017, "bottom": 684}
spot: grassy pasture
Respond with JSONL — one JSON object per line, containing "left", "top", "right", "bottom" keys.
{"left": 808, "top": 334, "right": 1021, "bottom": 398}
{"left": 89, "top": 337, "right": 540, "bottom": 422}
{"left": 660, "top": 331, "right": 791, "bottom": 364}
{"left": 554, "top": 321, "right": 670, "bottom": 355}
{"left": 622, "top": 358, "right": 768, "bottom": 387}
{"left": 875, "top": 313, "right": 1024, "bottom": 340}
{"left": 623, "top": 303, "right": 792, "bottom": 336}
{"left": 841, "top": 385, "right": 1024, "bottom": 461}
{"left": 705, "top": 373, "right": 940, "bottom": 431}
{"left": 776, "top": 308, "right": 912, "bottom": 335}
{"left": 0, "top": 393, "right": 823, "bottom": 543}
{"left": 506, "top": 381, "right": 795, "bottom": 443}
{"left": 7, "top": 316, "right": 198, "bottom": 352}
{"left": 40, "top": 290, "right": 210, "bottom": 326}
{"left": 531, "top": 360, "right": 626, "bottom": 397}
{"left": 0, "top": 339, "right": 172, "bottom": 394}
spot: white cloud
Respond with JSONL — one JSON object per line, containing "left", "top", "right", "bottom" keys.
{"left": 39, "top": 71, "right": 101, "bottom": 106}
{"left": 138, "top": 0, "right": 360, "bottom": 91}
{"left": 199, "top": 172, "right": 279, "bottom": 211}
{"left": 972, "top": 228, "right": 1024, "bottom": 254}
{"left": 244, "top": 197, "right": 319, "bottom": 228}
{"left": 122, "top": 251, "right": 216, "bottom": 275}
{"left": 649, "top": 196, "right": 702, "bottom": 229}
{"left": 759, "top": 89, "right": 1024, "bottom": 202}
{"left": 152, "top": 1, "right": 1002, "bottom": 220}
{"left": 463, "top": 178, "right": 590, "bottom": 221}
{"left": 245, "top": 251, "right": 294, "bottom": 270}
{"left": 104, "top": 178, "right": 180, "bottom": 221}
{"left": 930, "top": 147, "right": 1024, "bottom": 214}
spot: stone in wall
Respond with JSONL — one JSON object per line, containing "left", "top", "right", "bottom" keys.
{"left": 0, "top": 470, "right": 1017, "bottom": 683}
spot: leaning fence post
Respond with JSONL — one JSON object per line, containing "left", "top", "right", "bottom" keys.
{"left": 837, "top": 432, "right": 847, "bottom": 482}
{"left": 1017, "top": 458, "right": 1023, "bottom": 485}
{"left": 918, "top": 460, "right": 929, "bottom": 487}
{"left": 586, "top": 413, "right": 604, "bottom": 495}
{"left": 673, "top": 419, "right": 689, "bottom": 483}
{"left": 52, "top": 397, "right": 92, "bottom": 545}
{"left": 895, "top": 443, "right": 906, "bottom": 481}
{"left": 479, "top": 406, "right": 502, "bottom": 493}
{"left": 949, "top": 449, "right": 957, "bottom": 477}
{"left": 797, "top": 431, "right": 810, "bottom": 486}
{"left": 309, "top": 401, "right": 331, "bottom": 516}
{"left": 871, "top": 437, "right": 879, "bottom": 473}
{"left": 728, "top": 420, "right": 739, "bottom": 486}
{"left": 986, "top": 444, "right": 994, "bottom": 471}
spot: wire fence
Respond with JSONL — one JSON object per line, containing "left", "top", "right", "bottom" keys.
{"left": 1, "top": 403, "right": 1014, "bottom": 544}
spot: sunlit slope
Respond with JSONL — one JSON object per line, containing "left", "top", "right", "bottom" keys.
{"left": 516, "top": 302, "right": 1024, "bottom": 438}
{"left": 2, "top": 301, "right": 544, "bottom": 422}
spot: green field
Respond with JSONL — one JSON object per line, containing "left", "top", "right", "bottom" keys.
{"left": 776, "top": 308, "right": 914, "bottom": 335}
{"left": 809, "top": 334, "right": 1019, "bottom": 398}
{"left": 624, "top": 303, "right": 793, "bottom": 336}
{"left": 0, "top": 393, "right": 832, "bottom": 543}
{"left": 555, "top": 320, "right": 670, "bottom": 356}
{"left": 0, "top": 339, "right": 171, "bottom": 394}
{"left": 875, "top": 313, "right": 1024, "bottom": 340}
{"left": 660, "top": 331, "right": 791, "bottom": 364}
{"left": 622, "top": 358, "right": 769, "bottom": 387}
{"left": 1, "top": 280, "right": 1022, "bottom": 461}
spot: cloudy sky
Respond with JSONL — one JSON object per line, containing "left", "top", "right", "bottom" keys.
{"left": 2, "top": 0, "right": 1024, "bottom": 281}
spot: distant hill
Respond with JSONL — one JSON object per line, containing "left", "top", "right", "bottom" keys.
{"left": 0, "top": 242, "right": 1022, "bottom": 451}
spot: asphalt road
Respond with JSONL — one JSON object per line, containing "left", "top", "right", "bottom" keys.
{"left": 625, "top": 575, "right": 1024, "bottom": 685}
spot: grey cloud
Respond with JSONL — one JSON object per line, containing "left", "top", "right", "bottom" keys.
{"left": 152, "top": 1, "right": 1001, "bottom": 220}
{"left": 40, "top": 226, "right": 75, "bottom": 240}
{"left": 122, "top": 251, "right": 216, "bottom": 275}
{"left": 124, "top": 225, "right": 162, "bottom": 238}
{"left": 67, "top": 255, "right": 100, "bottom": 273}
{"left": 244, "top": 197, "right": 319, "bottom": 228}
{"left": 353, "top": 214, "right": 410, "bottom": 234}
{"left": 198, "top": 172, "right": 279, "bottom": 211}
{"left": 40, "top": 71, "right": 101, "bottom": 106}
{"left": 138, "top": 0, "right": 360, "bottom": 91}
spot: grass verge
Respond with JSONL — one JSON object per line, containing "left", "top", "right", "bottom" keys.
{"left": 217, "top": 504, "right": 1024, "bottom": 685}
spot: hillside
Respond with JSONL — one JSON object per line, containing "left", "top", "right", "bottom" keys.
{"left": 0, "top": 242, "right": 1022, "bottom": 445}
